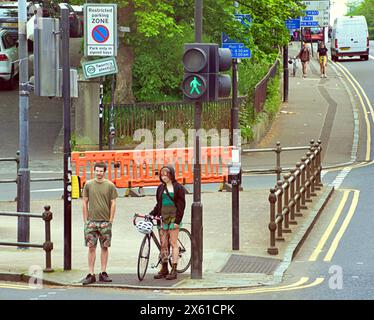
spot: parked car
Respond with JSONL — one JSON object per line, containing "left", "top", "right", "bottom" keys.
{"left": 0, "top": 28, "right": 18, "bottom": 90}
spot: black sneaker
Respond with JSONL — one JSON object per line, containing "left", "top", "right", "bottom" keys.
{"left": 99, "top": 272, "right": 112, "bottom": 282}
{"left": 82, "top": 274, "right": 96, "bottom": 285}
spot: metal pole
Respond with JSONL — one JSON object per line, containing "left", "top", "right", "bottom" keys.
{"left": 108, "top": 75, "right": 116, "bottom": 150}
{"left": 99, "top": 84, "right": 104, "bottom": 150}
{"left": 283, "top": 45, "right": 289, "bottom": 102}
{"left": 17, "top": 0, "right": 30, "bottom": 245}
{"left": 61, "top": 5, "right": 72, "bottom": 271}
{"left": 191, "top": 0, "right": 203, "bottom": 280}
{"left": 232, "top": 180, "right": 239, "bottom": 250}
{"left": 231, "top": 58, "right": 239, "bottom": 146}
{"left": 231, "top": 58, "right": 240, "bottom": 251}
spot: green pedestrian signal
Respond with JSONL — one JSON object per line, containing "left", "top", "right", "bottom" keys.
{"left": 190, "top": 77, "right": 202, "bottom": 94}
{"left": 182, "top": 74, "right": 207, "bottom": 99}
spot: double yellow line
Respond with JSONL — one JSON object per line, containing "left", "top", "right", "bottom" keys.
{"left": 0, "top": 282, "right": 33, "bottom": 290}
{"left": 331, "top": 60, "right": 374, "bottom": 161}
{"left": 309, "top": 189, "right": 360, "bottom": 262}
{"left": 174, "top": 277, "right": 324, "bottom": 296}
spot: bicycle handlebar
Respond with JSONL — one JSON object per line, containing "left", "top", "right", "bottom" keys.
{"left": 132, "top": 213, "right": 162, "bottom": 226}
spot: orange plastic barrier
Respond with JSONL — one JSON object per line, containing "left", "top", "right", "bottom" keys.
{"left": 71, "top": 146, "right": 233, "bottom": 189}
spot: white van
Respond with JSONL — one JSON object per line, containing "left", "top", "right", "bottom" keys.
{"left": 331, "top": 16, "right": 369, "bottom": 61}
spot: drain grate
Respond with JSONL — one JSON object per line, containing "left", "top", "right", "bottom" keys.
{"left": 220, "top": 254, "right": 281, "bottom": 274}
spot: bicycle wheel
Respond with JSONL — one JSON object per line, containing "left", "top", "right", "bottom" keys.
{"left": 175, "top": 228, "right": 192, "bottom": 273}
{"left": 137, "top": 234, "right": 151, "bottom": 281}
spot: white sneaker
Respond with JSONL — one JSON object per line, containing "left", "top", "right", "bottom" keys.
{"left": 320, "top": 75, "right": 323, "bottom": 78}
{"left": 324, "top": 74, "right": 327, "bottom": 78}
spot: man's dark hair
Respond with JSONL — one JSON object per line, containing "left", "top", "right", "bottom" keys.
{"left": 94, "top": 162, "right": 107, "bottom": 172}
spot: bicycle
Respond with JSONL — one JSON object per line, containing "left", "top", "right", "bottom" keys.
{"left": 288, "top": 56, "right": 298, "bottom": 77}
{"left": 133, "top": 213, "right": 192, "bottom": 281}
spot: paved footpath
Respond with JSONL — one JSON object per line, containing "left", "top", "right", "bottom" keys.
{"left": 0, "top": 42, "right": 358, "bottom": 290}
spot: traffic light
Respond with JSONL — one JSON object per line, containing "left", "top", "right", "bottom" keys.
{"left": 210, "top": 46, "right": 232, "bottom": 101}
{"left": 182, "top": 43, "right": 210, "bottom": 101}
{"left": 28, "top": 16, "right": 60, "bottom": 97}
{"left": 182, "top": 43, "right": 232, "bottom": 102}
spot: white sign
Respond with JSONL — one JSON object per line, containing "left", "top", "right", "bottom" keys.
{"left": 84, "top": 3, "right": 117, "bottom": 57}
{"left": 82, "top": 57, "right": 118, "bottom": 79}
{"left": 302, "top": 1, "right": 330, "bottom": 27}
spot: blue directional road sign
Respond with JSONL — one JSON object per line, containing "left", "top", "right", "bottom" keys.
{"left": 305, "top": 10, "right": 319, "bottom": 15}
{"left": 285, "top": 18, "right": 301, "bottom": 30}
{"left": 301, "top": 21, "right": 319, "bottom": 27}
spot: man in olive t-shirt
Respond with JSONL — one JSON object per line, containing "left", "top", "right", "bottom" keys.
{"left": 82, "top": 162, "right": 118, "bottom": 285}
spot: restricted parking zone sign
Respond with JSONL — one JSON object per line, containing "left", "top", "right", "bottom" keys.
{"left": 84, "top": 3, "right": 117, "bottom": 56}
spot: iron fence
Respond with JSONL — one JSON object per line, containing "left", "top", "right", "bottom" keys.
{"left": 253, "top": 59, "right": 280, "bottom": 113}
{"left": 102, "top": 97, "right": 248, "bottom": 147}
{"left": 267, "top": 141, "right": 323, "bottom": 255}
{"left": 0, "top": 205, "right": 54, "bottom": 272}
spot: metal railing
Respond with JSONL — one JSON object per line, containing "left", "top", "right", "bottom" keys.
{"left": 253, "top": 59, "right": 280, "bottom": 113}
{"left": 0, "top": 151, "right": 63, "bottom": 194}
{"left": 102, "top": 98, "right": 246, "bottom": 146}
{"left": 242, "top": 140, "right": 320, "bottom": 183}
{"left": 0, "top": 152, "right": 19, "bottom": 185}
{"left": 0, "top": 206, "right": 54, "bottom": 272}
{"left": 267, "top": 141, "right": 323, "bottom": 255}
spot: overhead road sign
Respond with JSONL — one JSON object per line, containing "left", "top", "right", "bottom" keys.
{"left": 84, "top": 3, "right": 117, "bottom": 57}
{"left": 301, "top": 21, "right": 319, "bottom": 27}
{"left": 301, "top": 1, "right": 330, "bottom": 27}
{"left": 82, "top": 57, "right": 118, "bottom": 79}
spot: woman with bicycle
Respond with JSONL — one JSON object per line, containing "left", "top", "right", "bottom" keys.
{"left": 149, "top": 165, "right": 186, "bottom": 280}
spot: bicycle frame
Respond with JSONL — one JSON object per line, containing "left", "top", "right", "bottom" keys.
{"left": 134, "top": 213, "right": 191, "bottom": 281}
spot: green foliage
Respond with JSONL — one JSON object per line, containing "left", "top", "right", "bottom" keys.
{"left": 349, "top": 0, "right": 374, "bottom": 39}
{"left": 132, "top": 25, "right": 193, "bottom": 101}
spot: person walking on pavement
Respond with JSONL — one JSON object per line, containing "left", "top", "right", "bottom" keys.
{"left": 296, "top": 42, "right": 311, "bottom": 78}
{"left": 150, "top": 166, "right": 186, "bottom": 280}
{"left": 317, "top": 42, "right": 328, "bottom": 78}
{"left": 82, "top": 162, "right": 118, "bottom": 285}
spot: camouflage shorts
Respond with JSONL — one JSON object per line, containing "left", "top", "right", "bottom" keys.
{"left": 84, "top": 221, "right": 112, "bottom": 248}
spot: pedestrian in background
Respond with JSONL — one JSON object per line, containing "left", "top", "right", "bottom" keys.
{"left": 317, "top": 42, "right": 328, "bottom": 78}
{"left": 150, "top": 166, "right": 186, "bottom": 280}
{"left": 82, "top": 162, "right": 118, "bottom": 285}
{"left": 296, "top": 42, "right": 311, "bottom": 78}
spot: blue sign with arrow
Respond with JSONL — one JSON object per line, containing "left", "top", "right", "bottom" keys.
{"left": 221, "top": 13, "right": 251, "bottom": 59}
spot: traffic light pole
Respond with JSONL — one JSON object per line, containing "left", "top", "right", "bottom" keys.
{"left": 108, "top": 75, "right": 116, "bottom": 150}
{"left": 231, "top": 58, "right": 240, "bottom": 250}
{"left": 99, "top": 84, "right": 104, "bottom": 150}
{"left": 231, "top": 58, "right": 239, "bottom": 146}
{"left": 191, "top": 0, "right": 203, "bottom": 279}
{"left": 17, "top": 0, "right": 30, "bottom": 245}
{"left": 61, "top": 6, "right": 72, "bottom": 271}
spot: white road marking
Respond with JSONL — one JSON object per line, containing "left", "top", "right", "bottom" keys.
{"left": 30, "top": 188, "right": 64, "bottom": 193}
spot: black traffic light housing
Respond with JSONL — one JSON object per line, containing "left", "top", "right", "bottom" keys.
{"left": 182, "top": 43, "right": 232, "bottom": 102}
